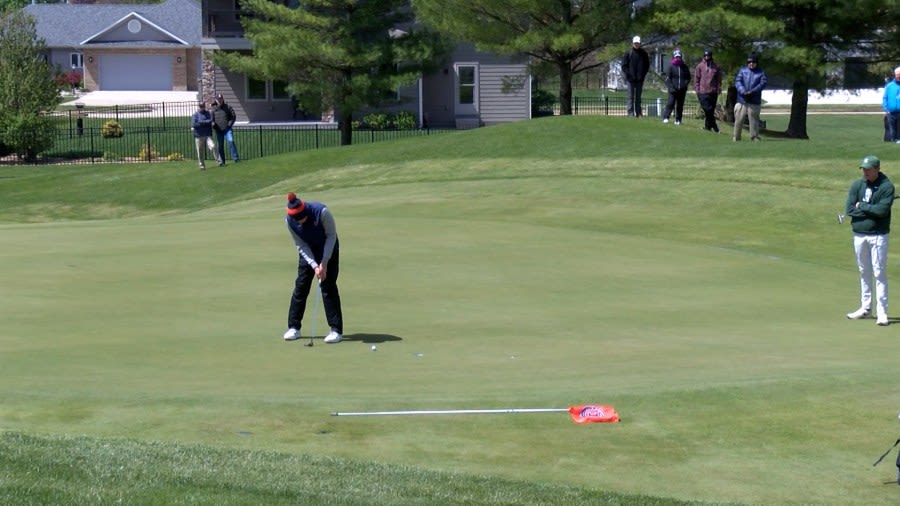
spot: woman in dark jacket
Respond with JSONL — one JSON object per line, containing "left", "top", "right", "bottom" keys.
{"left": 662, "top": 49, "right": 691, "bottom": 125}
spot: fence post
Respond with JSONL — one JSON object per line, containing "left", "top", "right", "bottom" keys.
{"left": 574, "top": 96, "right": 578, "bottom": 115}
{"left": 315, "top": 124, "right": 319, "bottom": 150}
{"left": 90, "top": 127, "right": 95, "bottom": 163}
{"left": 146, "top": 126, "right": 151, "bottom": 163}
{"left": 604, "top": 95, "right": 609, "bottom": 116}
{"left": 258, "top": 125, "right": 263, "bottom": 159}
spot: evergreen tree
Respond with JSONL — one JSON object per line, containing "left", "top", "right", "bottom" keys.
{"left": 0, "top": 10, "right": 58, "bottom": 160}
{"left": 412, "top": 0, "right": 632, "bottom": 116}
{"left": 213, "top": 0, "right": 452, "bottom": 146}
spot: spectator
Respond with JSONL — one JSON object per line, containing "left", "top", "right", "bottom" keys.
{"left": 882, "top": 67, "right": 900, "bottom": 143}
{"left": 733, "top": 53, "right": 768, "bottom": 142}
{"left": 212, "top": 94, "right": 240, "bottom": 164}
{"left": 190, "top": 102, "right": 222, "bottom": 171}
{"left": 662, "top": 49, "right": 690, "bottom": 125}
{"left": 694, "top": 49, "right": 723, "bottom": 133}
{"left": 622, "top": 35, "right": 650, "bottom": 117}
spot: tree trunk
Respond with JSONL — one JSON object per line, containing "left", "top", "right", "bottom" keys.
{"left": 338, "top": 109, "right": 353, "bottom": 146}
{"left": 558, "top": 63, "right": 573, "bottom": 115}
{"left": 723, "top": 85, "right": 737, "bottom": 123}
{"left": 785, "top": 80, "right": 810, "bottom": 139}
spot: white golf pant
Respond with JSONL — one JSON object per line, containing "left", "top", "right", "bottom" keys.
{"left": 853, "top": 233, "right": 889, "bottom": 318}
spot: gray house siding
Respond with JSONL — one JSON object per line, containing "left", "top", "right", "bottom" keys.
{"left": 478, "top": 64, "right": 530, "bottom": 125}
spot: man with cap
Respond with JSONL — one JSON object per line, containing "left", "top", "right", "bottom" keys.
{"left": 211, "top": 93, "right": 240, "bottom": 164}
{"left": 733, "top": 53, "right": 767, "bottom": 141}
{"left": 622, "top": 35, "right": 650, "bottom": 117}
{"left": 283, "top": 193, "right": 344, "bottom": 343}
{"left": 694, "top": 49, "right": 723, "bottom": 133}
{"left": 845, "top": 155, "right": 894, "bottom": 326}
{"left": 190, "top": 101, "right": 222, "bottom": 170}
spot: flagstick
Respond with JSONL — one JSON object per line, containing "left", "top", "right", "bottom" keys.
{"left": 331, "top": 408, "right": 569, "bottom": 417}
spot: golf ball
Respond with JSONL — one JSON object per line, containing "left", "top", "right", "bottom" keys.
{"left": 371, "top": 345, "right": 377, "bottom": 352}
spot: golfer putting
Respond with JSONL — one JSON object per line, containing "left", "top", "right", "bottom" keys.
{"left": 282, "top": 192, "right": 344, "bottom": 344}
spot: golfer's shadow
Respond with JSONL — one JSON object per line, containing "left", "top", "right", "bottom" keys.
{"left": 341, "top": 333, "right": 402, "bottom": 344}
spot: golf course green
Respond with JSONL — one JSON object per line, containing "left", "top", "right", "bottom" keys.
{"left": 2, "top": 113, "right": 899, "bottom": 505}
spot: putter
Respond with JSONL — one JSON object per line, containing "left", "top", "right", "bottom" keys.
{"left": 305, "top": 281, "right": 321, "bottom": 347}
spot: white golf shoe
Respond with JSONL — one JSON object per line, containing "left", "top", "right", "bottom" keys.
{"left": 877, "top": 315, "right": 890, "bottom": 326}
{"left": 846, "top": 308, "right": 870, "bottom": 320}
{"left": 283, "top": 328, "right": 300, "bottom": 341}
{"left": 324, "top": 330, "right": 343, "bottom": 344}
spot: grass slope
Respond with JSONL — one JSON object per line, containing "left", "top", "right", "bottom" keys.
{"left": 2, "top": 115, "right": 900, "bottom": 505}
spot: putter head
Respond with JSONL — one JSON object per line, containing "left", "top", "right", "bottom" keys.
{"left": 304, "top": 341, "right": 314, "bottom": 347}
{"left": 837, "top": 214, "right": 845, "bottom": 224}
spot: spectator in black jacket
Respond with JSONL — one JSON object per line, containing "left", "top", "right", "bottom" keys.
{"left": 212, "top": 94, "right": 240, "bottom": 165}
{"left": 662, "top": 49, "right": 691, "bottom": 125}
{"left": 622, "top": 35, "right": 650, "bottom": 117}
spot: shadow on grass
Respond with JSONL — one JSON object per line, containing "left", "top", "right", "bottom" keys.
{"left": 342, "top": 333, "right": 402, "bottom": 343}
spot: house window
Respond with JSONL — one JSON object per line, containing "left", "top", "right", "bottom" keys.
{"left": 70, "top": 53, "right": 83, "bottom": 69}
{"left": 457, "top": 65, "right": 476, "bottom": 105}
{"left": 247, "top": 78, "right": 267, "bottom": 100}
{"left": 273, "top": 80, "right": 290, "bottom": 100}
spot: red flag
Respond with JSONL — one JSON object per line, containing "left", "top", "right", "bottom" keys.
{"left": 568, "top": 404, "right": 619, "bottom": 424}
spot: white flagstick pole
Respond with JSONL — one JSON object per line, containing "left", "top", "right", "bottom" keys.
{"left": 331, "top": 408, "right": 568, "bottom": 416}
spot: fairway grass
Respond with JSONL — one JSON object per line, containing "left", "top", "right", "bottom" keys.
{"left": 2, "top": 114, "right": 900, "bottom": 505}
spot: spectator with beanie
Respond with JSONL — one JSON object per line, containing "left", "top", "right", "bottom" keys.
{"left": 283, "top": 193, "right": 344, "bottom": 343}
{"left": 662, "top": 48, "right": 690, "bottom": 125}
{"left": 733, "top": 53, "right": 767, "bottom": 141}
{"left": 190, "top": 101, "right": 222, "bottom": 171}
{"left": 622, "top": 35, "right": 650, "bottom": 117}
{"left": 694, "top": 49, "right": 723, "bottom": 133}
{"left": 845, "top": 155, "right": 894, "bottom": 326}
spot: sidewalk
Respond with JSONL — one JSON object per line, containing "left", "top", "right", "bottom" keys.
{"left": 61, "top": 91, "right": 198, "bottom": 107}
{"left": 762, "top": 88, "right": 882, "bottom": 106}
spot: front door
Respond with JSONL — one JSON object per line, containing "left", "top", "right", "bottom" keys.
{"left": 454, "top": 63, "right": 478, "bottom": 116}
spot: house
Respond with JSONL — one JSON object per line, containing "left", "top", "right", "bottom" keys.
{"left": 25, "top": 0, "right": 531, "bottom": 126}
{"left": 201, "top": 1, "right": 531, "bottom": 126}
{"left": 25, "top": 0, "right": 201, "bottom": 93}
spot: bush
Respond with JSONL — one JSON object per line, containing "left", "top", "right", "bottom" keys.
{"left": 393, "top": 111, "right": 417, "bottom": 130}
{"left": 138, "top": 144, "right": 159, "bottom": 160}
{"left": 363, "top": 113, "right": 390, "bottom": 130}
{"left": 166, "top": 152, "right": 184, "bottom": 161}
{"left": 532, "top": 88, "right": 556, "bottom": 117}
{"left": 3, "top": 114, "right": 55, "bottom": 161}
{"left": 102, "top": 120, "right": 123, "bottom": 138}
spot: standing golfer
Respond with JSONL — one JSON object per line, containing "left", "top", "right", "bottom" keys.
{"left": 283, "top": 192, "right": 344, "bottom": 343}
{"left": 846, "top": 155, "right": 894, "bottom": 326}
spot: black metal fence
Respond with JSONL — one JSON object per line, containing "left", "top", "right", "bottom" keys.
{"left": 542, "top": 95, "right": 702, "bottom": 117}
{"left": 26, "top": 123, "right": 454, "bottom": 165}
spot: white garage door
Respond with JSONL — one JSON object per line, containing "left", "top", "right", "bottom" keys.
{"left": 99, "top": 54, "right": 172, "bottom": 90}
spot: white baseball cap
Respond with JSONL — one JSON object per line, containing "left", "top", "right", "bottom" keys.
{"left": 632, "top": 36, "right": 641, "bottom": 44}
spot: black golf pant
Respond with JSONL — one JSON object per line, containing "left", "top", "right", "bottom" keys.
{"left": 698, "top": 93, "right": 719, "bottom": 131}
{"left": 288, "top": 248, "right": 343, "bottom": 334}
